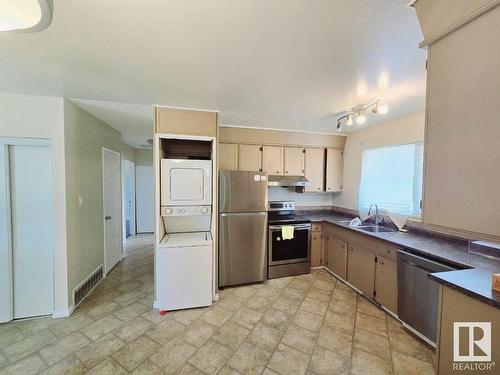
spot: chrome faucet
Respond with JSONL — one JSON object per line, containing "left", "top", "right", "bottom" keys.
{"left": 368, "top": 204, "right": 382, "bottom": 225}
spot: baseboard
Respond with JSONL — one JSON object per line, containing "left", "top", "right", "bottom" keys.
{"left": 52, "top": 305, "right": 74, "bottom": 319}
{"left": 153, "top": 300, "right": 159, "bottom": 309}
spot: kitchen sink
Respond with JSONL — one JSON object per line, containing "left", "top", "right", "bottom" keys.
{"left": 357, "top": 225, "right": 397, "bottom": 233}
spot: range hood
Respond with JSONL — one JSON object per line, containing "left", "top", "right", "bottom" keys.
{"left": 267, "top": 175, "right": 309, "bottom": 187}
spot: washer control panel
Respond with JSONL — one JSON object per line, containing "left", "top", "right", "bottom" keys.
{"left": 161, "top": 205, "right": 212, "bottom": 216}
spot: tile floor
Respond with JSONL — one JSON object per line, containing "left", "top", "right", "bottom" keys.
{"left": 0, "top": 234, "right": 436, "bottom": 375}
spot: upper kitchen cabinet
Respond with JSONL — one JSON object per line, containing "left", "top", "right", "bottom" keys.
{"left": 238, "top": 144, "right": 262, "bottom": 172}
{"left": 284, "top": 147, "right": 305, "bottom": 176}
{"left": 262, "top": 146, "right": 284, "bottom": 175}
{"left": 326, "top": 149, "right": 343, "bottom": 192}
{"left": 219, "top": 143, "right": 238, "bottom": 171}
{"left": 155, "top": 107, "right": 217, "bottom": 136}
{"left": 304, "top": 148, "right": 325, "bottom": 192}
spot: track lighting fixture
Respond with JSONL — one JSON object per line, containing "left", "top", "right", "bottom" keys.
{"left": 335, "top": 98, "right": 388, "bottom": 132}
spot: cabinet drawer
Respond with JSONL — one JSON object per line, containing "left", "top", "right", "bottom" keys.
{"left": 311, "top": 223, "right": 322, "bottom": 232}
{"left": 377, "top": 244, "right": 400, "bottom": 261}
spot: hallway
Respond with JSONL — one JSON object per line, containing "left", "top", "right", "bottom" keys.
{"left": 0, "top": 234, "right": 435, "bottom": 374}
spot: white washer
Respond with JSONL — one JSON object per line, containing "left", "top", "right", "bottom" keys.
{"left": 157, "top": 232, "right": 213, "bottom": 310}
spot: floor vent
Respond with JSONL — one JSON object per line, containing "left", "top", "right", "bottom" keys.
{"left": 74, "top": 266, "right": 103, "bottom": 306}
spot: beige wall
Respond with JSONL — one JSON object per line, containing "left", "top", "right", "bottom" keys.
{"left": 414, "top": 0, "right": 497, "bottom": 44}
{"left": 64, "top": 99, "right": 136, "bottom": 305}
{"left": 0, "top": 93, "right": 69, "bottom": 313}
{"left": 269, "top": 187, "right": 335, "bottom": 208}
{"left": 135, "top": 148, "right": 153, "bottom": 166}
{"left": 421, "top": 5, "right": 500, "bottom": 238}
{"left": 219, "top": 126, "right": 346, "bottom": 149}
{"left": 334, "top": 112, "right": 425, "bottom": 211}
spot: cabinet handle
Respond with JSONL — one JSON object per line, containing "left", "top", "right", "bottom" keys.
{"left": 276, "top": 171, "right": 280, "bottom": 173}
{"left": 385, "top": 249, "right": 390, "bottom": 254}
{"left": 286, "top": 171, "right": 289, "bottom": 174}
{"left": 380, "top": 260, "right": 384, "bottom": 265}
{"left": 349, "top": 247, "right": 353, "bottom": 252}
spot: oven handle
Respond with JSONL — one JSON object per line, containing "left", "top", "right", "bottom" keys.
{"left": 269, "top": 224, "right": 311, "bottom": 231}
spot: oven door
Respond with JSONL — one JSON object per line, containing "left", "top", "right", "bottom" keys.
{"left": 268, "top": 224, "right": 311, "bottom": 266}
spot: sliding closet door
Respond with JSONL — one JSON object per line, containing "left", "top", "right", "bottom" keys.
{"left": 9, "top": 145, "right": 54, "bottom": 319}
{"left": 0, "top": 145, "right": 13, "bottom": 322}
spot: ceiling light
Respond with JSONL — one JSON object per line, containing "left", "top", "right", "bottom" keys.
{"left": 346, "top": 113, "right": 353, "bottom": 126}
{"left": 0, "top": 0, "right": 53, "bottom": 32}
{"left": 356, "top": 114, "right": 366, "bottom": 125}
{"left": 378, "top": 104, "right": 388, "bottom": 114}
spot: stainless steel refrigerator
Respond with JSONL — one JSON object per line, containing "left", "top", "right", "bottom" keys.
{"left": 219, "top": 171, "right": 268, "bottom": 287}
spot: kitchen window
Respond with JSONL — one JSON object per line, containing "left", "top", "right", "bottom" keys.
{"left": 359, "top": 142, "right": 424, "bottom": 218}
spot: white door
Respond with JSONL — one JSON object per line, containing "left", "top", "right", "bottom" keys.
{"left": 136, "top": 165, "right": 154, "bottom": 233}
{"left": 103, "top": 149, "right": 123, "bottom": 273}
{"left": 122, "top": 159, "right": 136, "bottom": 243}
{"left": 0, "top": 143, "right": 53, "bottom": 321}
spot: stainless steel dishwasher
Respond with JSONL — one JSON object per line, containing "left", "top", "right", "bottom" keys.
{"left": 397, "top": 250, "right": 458, "bottom": 345}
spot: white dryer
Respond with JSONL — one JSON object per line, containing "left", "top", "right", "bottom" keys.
{"left": 160, "top": 159, "right": 212, "bottom": 206}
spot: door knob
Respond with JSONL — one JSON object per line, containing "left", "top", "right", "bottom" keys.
{"left": 105, "top": 216, "right": 111, "bottom": 220}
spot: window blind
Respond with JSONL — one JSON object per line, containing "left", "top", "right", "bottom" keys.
{"left": 359, "top": 142, "right": 424, "bottom": 217}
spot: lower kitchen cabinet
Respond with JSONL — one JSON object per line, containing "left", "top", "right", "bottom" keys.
{"left": 374, "top": 256, "right": 398, "bottom": 313}
{"left": 326, "top": 235, "right": 347, "bottom": 279}
{"left": 347, "top": 243, "right": 375, "bottom": 297}
{"left": 310, "top": 223, "right": 323, "bottom": 267}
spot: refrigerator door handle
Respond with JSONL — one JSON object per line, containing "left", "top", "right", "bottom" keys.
{"left": 220, "top": 212, "right": 267, "bottom": 216}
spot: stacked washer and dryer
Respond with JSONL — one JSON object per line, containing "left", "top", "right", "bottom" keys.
{"left": 156, "top": 158, "right": 213, "bottom": 310}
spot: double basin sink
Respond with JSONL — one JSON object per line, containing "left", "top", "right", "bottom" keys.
{"left": 337, "top": 220, "right": 397, "bottom": 233}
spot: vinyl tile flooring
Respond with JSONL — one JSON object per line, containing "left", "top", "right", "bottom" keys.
{"left": 0, "top": 234, "right": 436, "bottom": 374}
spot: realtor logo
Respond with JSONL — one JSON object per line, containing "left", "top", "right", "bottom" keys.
{"left": 454, "top": 322, "right": 491, "bottom": 362}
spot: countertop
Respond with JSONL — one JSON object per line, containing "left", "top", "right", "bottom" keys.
{"left": 303, "top": 212, "right": 500, "bottom": 308}
{"left": 429, "top": 269, "right": 500, "bottom": 309}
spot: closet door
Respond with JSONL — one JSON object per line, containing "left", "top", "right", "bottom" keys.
{"left": 0, "top": 145, "right": 13, "bottom": 322}
{"left": 136, "top": 166, "right": 155, "bottom": 233}
{"left": 10, "top": 145, "right": 54, "bottom": 319}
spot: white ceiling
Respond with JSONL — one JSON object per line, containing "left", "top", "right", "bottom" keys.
{"left": 0, "top": 0, "right": 426, "bottom": 147}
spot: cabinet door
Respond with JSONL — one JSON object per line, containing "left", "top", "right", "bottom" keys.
{"left": 238, "top": 144, "right": 262, "bottom": 172}
{"left": 284, "top": 147, "right": 305, "bottom": 176}
{"left": 347, "top": 244, "right": 375, "bottom": 297}
{"left": 326, "top": 149, "right": 343, "bottom": 192}
{"left": 262, "top": 146, "right": 284, "bottom": 175}
{"left": 219, "top": 143, "right": 238, "bottom": 171}
{"left": 326, "top": 236, "right": 347, "bottom": 279}
{"left": 310, "top": 232, "right": 322, "bottom": 267}
{"left": 304, "top": 148, "right": 325, "bottom": 192}
{"left": 375, "top": 256, "right": 398, "bottom": 313}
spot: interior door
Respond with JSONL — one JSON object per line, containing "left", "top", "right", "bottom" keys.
{"left": 122, "top": 160, "right": 136, "bottom": 241}
{"left": 10, "top": 144, "right": 54, "bottom": 319}
{"left": 136, "top": 165, "right": 154, "bottom": 233}
{"left": 0, "top": 145, "right": 13, "bottom": 322}
{"left": 103, "top": 149, "right": 123, "bottom": 273}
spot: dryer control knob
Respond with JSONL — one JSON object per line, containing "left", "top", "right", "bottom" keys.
{"left": 165, "top": 208, "right": 173, "bottom": 215}
{"left": 201, "top": 207, "right": 208, "bottom": 214}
